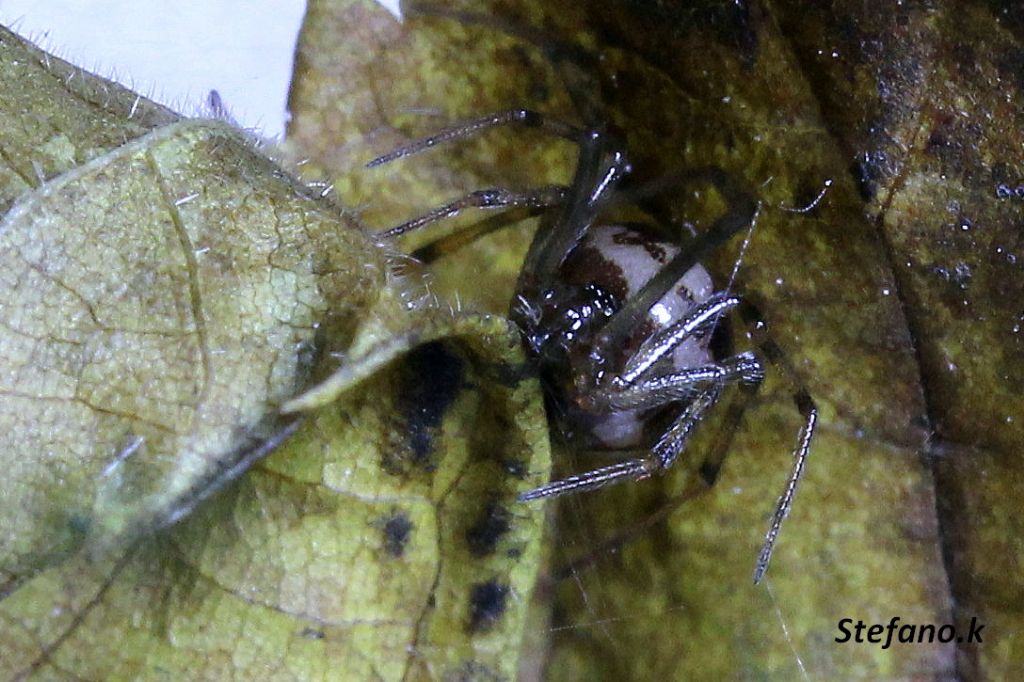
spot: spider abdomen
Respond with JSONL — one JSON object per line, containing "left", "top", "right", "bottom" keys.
{"left": 561, "top": 225, "right": 716, "bottom": 365}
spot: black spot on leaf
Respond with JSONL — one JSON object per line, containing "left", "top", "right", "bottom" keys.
{"left": 447, "top": 660, "right": 504, "bottom": 682}
{"left": 383, "top": 342, "right": 465, "bottom": 474}
{"left": 380, "top": 510, "right": 414, "bottom": 558}
{"left": 468, "top": 580, "right": 510, "bottom": 633}
{"left": 465, "top": 500, "right": 512, "bottom": 557}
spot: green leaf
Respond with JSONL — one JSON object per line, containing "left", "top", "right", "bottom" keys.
{"left": 0, "top": 19, "right": 549, "bottom": 681}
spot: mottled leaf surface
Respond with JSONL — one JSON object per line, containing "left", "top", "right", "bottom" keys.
{"left": 287, "top": 0, "right": 1024, "bottom": 679}
{"left": 773, "top": 2, "right": 1024, "bottom": 677}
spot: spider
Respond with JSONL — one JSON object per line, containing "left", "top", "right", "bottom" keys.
{"left": 366, "top": 106, "right": 817, "bottom": 584}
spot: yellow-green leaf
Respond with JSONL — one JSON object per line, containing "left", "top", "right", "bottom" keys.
{"left": 1, "top": 20, "right": 550, "bottom": 681}
{"left": 0, "top": 116, "right": 388, "bottom": 588}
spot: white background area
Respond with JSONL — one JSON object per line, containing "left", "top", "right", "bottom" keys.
{"left": 0, "top": 1, "right": 309, "bottom": 139}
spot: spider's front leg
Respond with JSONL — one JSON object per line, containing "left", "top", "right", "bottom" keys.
{"left": 518, "top": 346, "right": 765, "bottom": 501}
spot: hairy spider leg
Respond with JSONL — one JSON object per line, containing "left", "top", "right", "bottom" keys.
{"left": 378, "top": 186, "right": 569, "bottom": 240}
{"left": 518, "top": 386, "right": 723, "bottom": 500}
{"left": 386, "top": 5, "right": 636, "bottom": 286}
{"left": 604, "top": 352, "right": 764, "bottom": 412}
{"left": 541, "top": 377, "right": 762, "bottom": 585}
{"left": 517, "top": 296, "right": 764, "bottom": 501}
{"left": 369, "top": 3, "right": 625, "bottom": 257}
{"left": 619, "top": 293, "right": 742, "bottom": 385}
{"left": 571, "top": 297, "right": 817, "bottom": 585}
{"left": 366, "top": 108, "right": 583, "bottom": 168}
{"left": 518, "top": 349, "right": 763, "bottom": 501}
{"left": 366, "top": 106, "right": 632, "bottom": 290}
{"left": 518, "top": 128, "right": 630, "bottom": 291}
{"left": 736, "top": 299, "right": 818, "bottom": 583}
{"left": 410, "top": 207, "right": 549, "bottom": 264}
{"left": 391, "top": 8, "right": 747, "bottom": 302}
{"left": 366, "top": 107, "right": 588, "bottom": 242}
